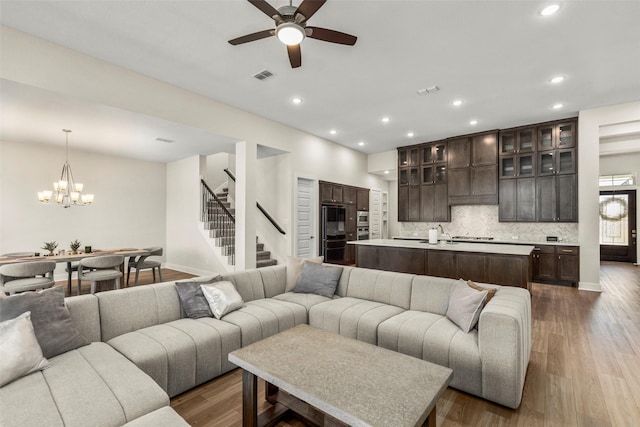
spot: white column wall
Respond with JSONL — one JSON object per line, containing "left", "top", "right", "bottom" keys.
{"left": 235, "top": 141, "right": 257, "bottom": 270}
{"left": 165, "top": 155, "right": 227, "bottom": 275}
{"left": 0, "top": 140, "right": 166, "bottom": 280}
{"left": 578, "top": 100, "right": 640, "bottom": 291}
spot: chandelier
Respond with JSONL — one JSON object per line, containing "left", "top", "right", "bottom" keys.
{"left": 37, "top": 129, "right": 94, "bottom": 208}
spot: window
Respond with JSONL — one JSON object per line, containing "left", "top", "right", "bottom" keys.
{"left": 599, "top": 173, "right": 636, "bottom": 187}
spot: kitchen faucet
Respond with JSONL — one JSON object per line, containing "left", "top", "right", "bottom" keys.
{"left": 437, "top": 224, "right": 452, "bottom": 244}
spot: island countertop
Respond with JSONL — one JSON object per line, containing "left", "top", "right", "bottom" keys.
{"left": 348, "top": 239, "right": 534, "bottom": 256}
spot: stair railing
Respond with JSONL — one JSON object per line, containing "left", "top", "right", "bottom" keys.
{"left": 201, "top": 179, "right": 235, "bottom": 265}
{"left": 223, "top": 168, "right": 286, "bottom": 235}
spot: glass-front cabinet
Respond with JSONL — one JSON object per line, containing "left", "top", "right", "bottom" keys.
{"left": 499, "top": 127, "right": 536, "bottom": 155}
{"left": 422, "top": 142, "right": 446, "bottom": 164}
{"left": 500, "top": 153, "right": 534, "bottom": 178}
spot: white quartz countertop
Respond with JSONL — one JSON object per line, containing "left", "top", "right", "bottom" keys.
{"left": 392, "top": 236, "right": 578, "bottom": 247}
{"left": 349, "top": 238, "right": 535, "bottom": 256}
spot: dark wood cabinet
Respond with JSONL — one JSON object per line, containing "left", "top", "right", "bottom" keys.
{"left": 343, "top": 186, "right": 357, "bottom": 205}
{"left": 356, "top": 245, "right": 426, "bottom": 275}
{"left": 320, "top": 182, "right": 343, "bottom": 204}
{"left": 536, "top": 175, "right": 577, "bottom": 222}
{"left": 398, "top": 186, "right": 420, "bottom": 222}
{"left": 426, "top": 251, "right": 456, "bottom": 279}
{"left": 499, "top": 118, "right": 577, "bottom": 223}
{"left": 356, "top": 189, "right": 369, "bottom": 211}
{"left": 398, "top": 147, "right": 420, "bottom": 167}
{"left": 448, "top": 131, "right": 498, "bottom": 205}
{"left": 456, "top": 253, "right": 488, "bottom": 283}
{"left": 531, "top": 245, "right": 579, "bottom": 286}
{"left": 420, "top": 183, "right": 449, "bottom": 222}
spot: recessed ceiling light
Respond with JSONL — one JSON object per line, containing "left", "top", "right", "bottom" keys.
{"left": 291, "top": 97, "right": 303, "bottom": 104}
{"left": 407, "top": 132, "right": 415, "bottom": 138}
{"left": 550, "top": 76, "right": 565, "bottom": 84}
{"left": 381, "top": 116, "right": 390, "bottom": 123}
{"left": 329, "top": 129, "right": 337, "bottom": 135}
{"left": 540, "top": 4, "right": 560, "bottom": 16}
{"left": 469, "top": 120, "right": 478, "bottom": 126}
{"left": 552, "top": 103, "right": 564, "bottom": 109}
{"left": 452, "top": 99, "right": 463, "bottom": 107}
{"left": 358, "top": 141, "right": 365, "bottom": 146}
{"left": 384, "top": 170, "right": 389, "bottom": 174}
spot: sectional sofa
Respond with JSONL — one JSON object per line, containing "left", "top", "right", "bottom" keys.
{"left": 0, "top": 263, "right": 531, "bottom": 426}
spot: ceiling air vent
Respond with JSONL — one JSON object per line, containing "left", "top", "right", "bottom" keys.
{"left": 155, "top": 137, "right": 175, "bottom": 143}
{"left": 417, "top": 86, "right": 440, "bottom": 96}
{"left": 253, "top": 70, "right": 274, "bottom": 81}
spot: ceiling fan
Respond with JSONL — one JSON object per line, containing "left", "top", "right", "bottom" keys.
{"left": 228, "top": 0, "right": 357, "bottom": 68}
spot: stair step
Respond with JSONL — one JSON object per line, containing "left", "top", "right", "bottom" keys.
{"left": 256, "top": 243, "right": 264, "bottom": 251}
{"left": 256, "top": 259, "right": 277, "bottom": 268}
{"left": 256, "top": 250, "right": 271, "bottom": 260}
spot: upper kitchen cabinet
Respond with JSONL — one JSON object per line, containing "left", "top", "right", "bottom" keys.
{"left": 448, "top": 131, "right": 498, "bottom": 205}
{"left": 320, "top": 181, "right": 343, "bottom": 204}
{"left": 343, "top": 186, "right": 357, "bottom": 205}
{"left": 398, "top": 146, "right": 420, "bottom": 167}
{"left": 422, "top": 142, "right": 447, "bottom": 164}
{"left": 499, "top": 117, "right": 578, "bottom": 222}
{"left": 356, "top": 188, "right": 369, "bottom": 211}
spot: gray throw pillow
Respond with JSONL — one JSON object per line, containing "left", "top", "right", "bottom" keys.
{"left": 0, "top": 312, "right": 49, "bottom": 387}
{"left": 175, "top": 275, "right": 223, "bottom": 319}
{"left": 293, "top": 262, "right": 342, "bottom": 297}
{"left": 446, "top": 281, "right": 488, "bottom": 333}
{"left": 0, "top": 286, "right": 89, "bottom": 358}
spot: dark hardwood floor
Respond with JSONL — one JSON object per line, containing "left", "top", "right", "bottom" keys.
{"left": 61, "top": 263, "right": 640, "bottom": 426}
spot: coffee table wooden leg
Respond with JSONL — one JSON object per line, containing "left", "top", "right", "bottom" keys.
{"left": 242, "top": 370, "right": 258, "bottom": 427}
{"left": 421, "top": 405, "right": 437, "bottom": 427}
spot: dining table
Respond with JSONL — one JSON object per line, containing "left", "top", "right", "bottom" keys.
{"left": 0, "top": 248, "right": 150, "bottom": 295}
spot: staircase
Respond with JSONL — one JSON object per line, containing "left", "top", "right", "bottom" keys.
{"left": 202, "top": 186, "right": 277, "bottom": 269}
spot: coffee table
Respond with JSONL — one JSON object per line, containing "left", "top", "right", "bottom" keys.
{"left": 228, "top": 324, "right": 452, "bottom": 427}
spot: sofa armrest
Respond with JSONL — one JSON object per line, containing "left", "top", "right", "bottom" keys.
{"left": 478, "top": 287, "right": 531, "bottom": 409}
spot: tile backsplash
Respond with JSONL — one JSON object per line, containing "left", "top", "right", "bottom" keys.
{"left": 399, "top": 205, "right": 578, "bottom": 243}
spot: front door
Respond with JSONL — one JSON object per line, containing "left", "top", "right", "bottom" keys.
{"left": 599, "top": 190, "right": 637, "bottom": 263}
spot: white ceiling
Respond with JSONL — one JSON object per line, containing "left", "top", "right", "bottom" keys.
{"left": 1, "top": 0, "right": 640, "bottom": 161}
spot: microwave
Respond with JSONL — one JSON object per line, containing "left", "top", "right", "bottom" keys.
{"left": 356, "top": 211, "right": 369, "bottom": 227}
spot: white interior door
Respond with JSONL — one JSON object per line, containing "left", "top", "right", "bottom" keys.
{"left": 294, "top": 176, "right": 317, "bottom": 257}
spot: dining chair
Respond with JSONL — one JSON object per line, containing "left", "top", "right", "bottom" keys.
{"left": 126, "top": 247, "right": 163, "bottom": 286}
{"left": 0, "top": 261, "right": 56, "bottom": 295}
{"left": 77, "top": 255, "right": 124, "bottom": 294}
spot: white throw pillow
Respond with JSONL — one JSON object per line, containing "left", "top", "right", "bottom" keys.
{"left": 446, "top": 282, "right": 488, "bottom": 333}
{"left": 200, "top": 281, "right": 244, "bottom": 320}
{"left": 0, "top": 311, "right": 49, "bottom": 387}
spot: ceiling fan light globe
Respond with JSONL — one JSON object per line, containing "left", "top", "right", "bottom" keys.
{"left": 276, "top": 22, "right": 305, "bottom": 45}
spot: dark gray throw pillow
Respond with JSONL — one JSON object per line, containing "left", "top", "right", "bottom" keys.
{"left": 0, "top": 286, "right": 89, "bottom": 358}
{"left": 293, "top": 262, "right": 342, "bottom": 297}
{"left": 175, "top": 275, "right": 223, "bottom": 319}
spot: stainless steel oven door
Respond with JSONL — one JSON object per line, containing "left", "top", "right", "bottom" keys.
{"left": 357, "top": 227, "right": 369, "bottom": 240}
{"left": 356, "top": 211, "right": 369, "bottom": 227}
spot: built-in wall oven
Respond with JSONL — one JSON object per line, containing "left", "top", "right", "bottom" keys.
{"left": 357, "top": 227, "right": 369, "bottom": 241}
{"left": 356, "top": 211, "right": 369, "bottom": 227}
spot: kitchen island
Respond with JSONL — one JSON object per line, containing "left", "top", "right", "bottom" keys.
{"left": 348, "top": 239, "right": 535, "bottom": 289}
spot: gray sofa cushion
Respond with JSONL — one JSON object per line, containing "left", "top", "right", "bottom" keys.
{"left": 97, "top": 282, "right": 182, "bottom": 342}
{"left": 65, "top": 294, "right": 101, "bottom": 342}
{"left": 309, "top": 297, "right": 404, "bottom": 345}
{"left": 107, "top": 318, "right": 241, "bottom": 397}
{"left": 122, "top": 407, "right": 190, "bottom": 427}
{"left": 259, "top": 264, "right": 287, "bottom": 298}
{"left": 293, "top": 262, "right": 342, "bottom": 297}
{"left": 0, "top": 286, "right": 89, "bottom": 358}
{"left": 409, "top": 275, "right": 455, "bottom": 315}
{"left": 0, "top": 342, "right": 168, "bottom": 427}
{"left": 272, "top": 292, "right": 333, "bottom": 311}
{"left": 345, "top": 268, "right": 413, "bottom": 310}
{"left": 222, "top": 298, "right": 307, "bottom": 347}
{"left": 377, "top": 310, "right": 482, "bottom": 396}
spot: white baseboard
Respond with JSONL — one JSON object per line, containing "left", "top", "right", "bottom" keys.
{"left": 163, "top": 263, "right": 218, "bottom": 278}
{"left": 578, "top": 281, "right": 602, "bottom": 292}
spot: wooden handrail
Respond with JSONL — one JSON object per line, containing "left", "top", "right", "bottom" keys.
{"left": 223, "top": 169, "right": 286, "bottom": 235}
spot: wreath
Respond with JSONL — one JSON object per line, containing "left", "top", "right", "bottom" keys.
{"left": 599, "top": 196, "right": 628, "bottom": 221}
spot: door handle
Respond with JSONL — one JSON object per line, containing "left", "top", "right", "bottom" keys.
{"left": 310, "top": 236, "right": 315, "bottom": 239}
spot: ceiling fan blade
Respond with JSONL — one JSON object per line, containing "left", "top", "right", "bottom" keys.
{"left": 287, "top": 44, "right": 302, "bottom": 68}
{"left": 295, "top": 0, "right": 326, "bottom": 21}
{"left": 307, "top": 27, "right": 357, "bottom": 45}
{"left": 247, "top": 0, "right": 281, "bottom": 19}
{"left": 228, "top": 29, "right": 274, "bottom": 45}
